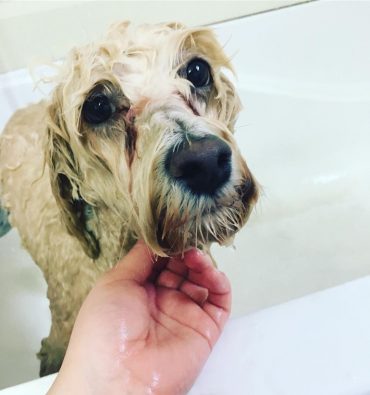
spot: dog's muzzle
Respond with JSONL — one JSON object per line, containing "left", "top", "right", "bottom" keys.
{"left": 165, "top": 135, "right": 232, "bottom": 196}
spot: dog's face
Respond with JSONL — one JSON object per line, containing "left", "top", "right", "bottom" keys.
{"left": 47, "top": 22, "right": 258, "bottom": 258}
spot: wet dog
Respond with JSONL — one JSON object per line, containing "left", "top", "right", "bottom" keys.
{"left": 0, "top": 21, "right": 258, "bottom": 375}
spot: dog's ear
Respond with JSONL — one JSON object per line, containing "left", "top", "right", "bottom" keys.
{"left": 46, "top": 94, "right": 100, "bottom": 259}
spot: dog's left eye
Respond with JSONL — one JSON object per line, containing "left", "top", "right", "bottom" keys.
{"left": 186, "top": 58, "right": 212, "bottom": 88}
{"left": 82, "top": 94, "right": 114, "bottom": 124}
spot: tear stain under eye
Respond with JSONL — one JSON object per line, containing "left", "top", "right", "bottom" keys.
{"left": 178, "top": 92, "right": 200, "bottom": 116}
{"left": 125, "top": 123, "right": 137, "bottom": 167}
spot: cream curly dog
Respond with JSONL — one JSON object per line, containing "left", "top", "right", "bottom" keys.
{"left": 0, "top": 21, "right": 258, "bottom": 376}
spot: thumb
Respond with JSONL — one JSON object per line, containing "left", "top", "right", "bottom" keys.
{"left": 108, "top": 240, "right": 155, "bottom": 284}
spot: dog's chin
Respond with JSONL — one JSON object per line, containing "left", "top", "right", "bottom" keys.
{"left": 156, "top": 184, "right": 257, "bottom": 256}
{"left": 156, "top": 221, "right": 232, "bottom": 256}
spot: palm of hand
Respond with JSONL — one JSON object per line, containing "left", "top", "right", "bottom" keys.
{"left": 57, "top": 244, "right": 231, "bottom": 395}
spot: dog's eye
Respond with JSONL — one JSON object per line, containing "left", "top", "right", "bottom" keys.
{"left": 82, "top": 94, "right": 114, "bottom": 124}
{"left": 186, "top": 58, "right": 212, "bottom": 88}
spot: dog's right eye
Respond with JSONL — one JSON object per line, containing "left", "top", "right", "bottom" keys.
{"left": 185, "top": 58, "right": 212, "bottom": 88}
{"left": 82, "top": 94, "right": 114, "bottom": 124}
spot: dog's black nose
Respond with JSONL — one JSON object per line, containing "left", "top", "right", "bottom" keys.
{"left": 166, "top": 135, "right": 232, "bottom": 195}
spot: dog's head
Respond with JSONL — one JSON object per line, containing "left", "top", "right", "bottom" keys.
{"left": 46, "top": 21, "right": 258, "bottom": 258}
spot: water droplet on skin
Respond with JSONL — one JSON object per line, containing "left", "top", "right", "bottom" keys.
{"left": 148, "top": 371, "right": 161, "bottom": 394}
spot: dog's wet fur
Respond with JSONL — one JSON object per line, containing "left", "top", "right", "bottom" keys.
{"left": 0, "top": 21, "right": 258, "bottom": 375}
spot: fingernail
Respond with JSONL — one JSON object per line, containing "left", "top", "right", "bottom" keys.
{"left": 196, "top": 249, "right": 206, "bottom": 256}
{"left": 184, "top": 248, "right": 206, "bottom": 259}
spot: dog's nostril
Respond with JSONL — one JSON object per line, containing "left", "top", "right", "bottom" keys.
{"left": 166, "top": 135, "right": 232, "bottom": 196}
{"left": 217, "top": 150, "right": 231, "bottom": 168}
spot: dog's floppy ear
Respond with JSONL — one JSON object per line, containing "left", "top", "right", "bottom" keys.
{"left": 46, "top": 93, "right": 100, "bottom": 259}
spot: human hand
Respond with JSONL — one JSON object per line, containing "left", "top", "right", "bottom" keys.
{"left": 48, "top": 240, "right": 231, "bottom": 395}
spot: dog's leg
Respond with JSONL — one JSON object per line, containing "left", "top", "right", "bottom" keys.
{"left": 0, "top": 206, "right": 11, "bottom": 237}
{"left": 38, "top": 331, "right": 67, "bottom": 376}
{"left": 38, "top": 311, "right": 78, "bottom": 376}
{"left": 38, "top": 271, "right": 94, "bottom": 376}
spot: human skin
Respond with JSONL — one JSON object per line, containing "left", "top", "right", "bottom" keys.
{"left": 48, "top": 240, "right": 232, "bottom": 395}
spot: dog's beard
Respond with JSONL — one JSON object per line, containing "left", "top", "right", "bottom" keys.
{"left": 153, "top": 178, "right": 255, "bottom": 255}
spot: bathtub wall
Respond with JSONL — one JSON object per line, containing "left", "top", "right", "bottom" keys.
{"left": 213, "top": 0, "right": 370, "bottom": 315}
{"left": 0, "top": 0, "right": 306, "bottom": 73}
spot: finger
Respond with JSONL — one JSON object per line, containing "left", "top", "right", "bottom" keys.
{"left": 207, "top": 280, "right": 232, "bottom": 307}
{"left": 183, "top": 250, "right": 231, "bottom": 295}
{"left": 180, "top": 280, "right": 209, "bottom": 305}
{"left": 156, "top": 288, "right": 221, "bottom": 348}
{"left": 188, "top": 269, "right": 230, "bottom": 296}
{"left": 183, "top": 249, "right": 214, "bottom": 273}
{"left": 147, "top": 256, "right": 168, "bottom": 283}
{"left": 159, "top": 258, "right": 213, "bottom": 305}
{"left": 203, "top": 301, "right": 231, "bottom": 330}
{"left": 190, "top": 271, "right": 231, "bottom": 314}
{"left": 157, "top": 270, "right": 184, "bottom": 289}
{"left": 108, "top": 240, "right": 156, "bottom": 284}
{"left": 182, "top": 249, "right": 231, "bottom": 313}
{"left": 166, "top": 256, "right": 188, "bottom": 276}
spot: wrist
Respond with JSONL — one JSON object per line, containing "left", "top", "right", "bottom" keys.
{"left": 47, "top": 365, "right": 150, "bottom": 395}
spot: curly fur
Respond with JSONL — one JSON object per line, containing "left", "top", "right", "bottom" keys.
{"left": 0, "top": 21, "right": 258, "bottom": 376}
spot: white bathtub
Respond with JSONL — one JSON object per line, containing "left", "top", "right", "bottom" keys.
{"left": 1, "top": 0, "right": 370, "bottom": 390}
